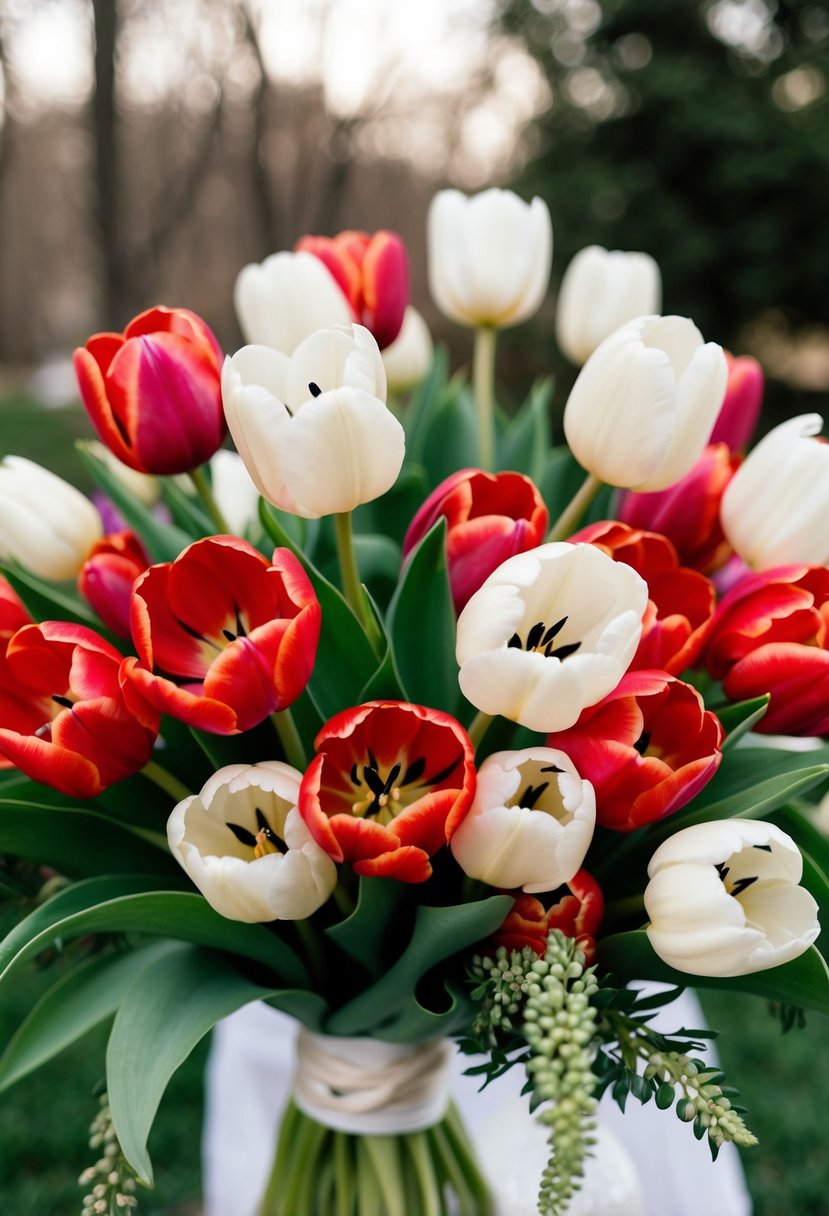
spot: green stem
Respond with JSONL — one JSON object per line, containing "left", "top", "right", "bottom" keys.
{"left": 332, "top": 882, "right": 356, "bottom": 919}
{"left": 546, "top": 471, "right": 603, "bottom": 542}
{"left": 473, "top": 325, "right": 497, "bottom": 471}
{"left": 189, "top": 465, "right": 231, "bottom": 533}
{"left": 334, "top": 1131, "right": 354, "bottom": 1216}
{"left": 141, "top": 759, "right": 192, "bottom": 804}
{"left": 467, "top": 710, "right": 494, "bottom": 751}
{"left": 334, "top": 511, "right": 382, "bottom": 656}
{"left": 257, "top": 1098, "right": 300, "bottom": 1215}
{"left": 443, "top": 1102, "right": 494, "bottom": 1212}
{"left": 271, "top": 708, "right": 307, "bottom": 771}
{"left": 405, "top": 1132, "right": 443, "bottom": 1216}
{"left": 363, "top": 1137, "right": 406, "bottom": 1216}
{"left": 293, "top": 918, "right": 328, "bottom": 995}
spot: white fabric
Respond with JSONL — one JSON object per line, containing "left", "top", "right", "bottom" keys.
{"left": 292, "top": 1029, "right": 451, "bottom": 1134}
{"left": 202, "top": 987, "right": 752, "bottom": 1216}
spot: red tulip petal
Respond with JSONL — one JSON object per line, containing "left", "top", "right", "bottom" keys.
{"left": 361, "top": 232, "right": 409, "bottom": 349}
{"left": 0, "top": 728, "right": 102, "bottom": 798}
{"left": 353, "top": 846, "right": 432, "bottom": 883}
{"left": 123, "top": 660, "right": 237, "bottom": 734}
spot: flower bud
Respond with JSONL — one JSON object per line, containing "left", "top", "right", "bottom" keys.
{"left": 645, "top": 819, "right": 819, "bottom": 977}
{"left": 720, "top": 414, "right": 829, "bottom": 568}
{"left": 0, "top": 457, "right": 103, "bottom": 580}
{"left": 563, "top": 315, "right": 727, "bottom": 491}
{"left": 427, "top": 188, "right": 552, "bottom": 328}
{"left": 74, "top": 307, "right": 226, "bottom": 475}
{"left": 382, "top": 306, "right": 433, "bottom": 393}
{"left": 78, "top": 530, "right": 150, "bottom": 638}
{"left": 234, "top": 250, "right": 354, "bottom": 355}
{"left": 555, "top": 245, "right": 661, "bottom": 366}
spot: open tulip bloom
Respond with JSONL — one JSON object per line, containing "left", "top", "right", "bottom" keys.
{"left": 2, "top": 186, "right": 828, "bottom": 1216}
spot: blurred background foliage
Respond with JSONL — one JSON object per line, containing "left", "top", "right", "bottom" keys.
{"left": 1, "top": 1, "right": 829, "bottom": 1212}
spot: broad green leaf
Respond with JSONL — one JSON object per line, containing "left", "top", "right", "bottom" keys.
{"left": 260, "top": 501, "right": 377, "bottom": 719}
{"left": 187, "top": 714, "right": 282, "bottom": 772}
{"left": 158, "top": 476, "right": 213, "bottom": 537}
{"left": 403, "top": 346, "right": 450, "bottom": 464}
{"left": 0, "top": 882, "right": 307, "bottom": 994}
{"left": 0, "top": 941, "right": 177, "bottom": 1093}
{"left": 387, "top": 519, "right": 460, "bottom": 716}
{"left": 0, "top": 800, "right": 179, "bottom": 879}
{"left": 712, "top": 696, "right": 770, "bottom": 750}
{"left": 327, "top": 895, "right": 512, "bottom": 1036}
{"left": 0, "top": 561, "right": 114, "bottom": 637}
{"left": 353, "top": 465, "right": 430, "bottom": 548}
{"left": 265, "top": 988, "right": 328, "bottom": 1031}
{"left": 325, "top": 876, "right": 415, "bottom": 978}
{"left": 370, "top": 977, "right": 473, "bottom": 1043}
{"left": 497, "top": 377, "right": 553, "bottom": 484}
{"left": 599, "top": 930, "right": 829, "bottom": 1016}
{"left": 107, "top": 945, "right": 277, "bottom": 1183}
{"left": 420, "top": 390, "right": 480, "bottom": 489}
{"left": 77, "top": 443, "right": 191, "bottom": 563}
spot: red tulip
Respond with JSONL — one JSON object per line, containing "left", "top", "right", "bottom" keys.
{"left": 706, "top": 564, "right": 829, "bottom": 734}
{"left": 492, "top": 871, "right": 604, "bottom": 963}
{"left": 296, "top": 230, "right": 409, "bottom": 349}
{"left": 546, "top": 670, "right": 724, "bottom": 832}
{"left": 403, "top": 468, "right": 548, "bottom": 613}
{"left": 122, "top": 537, "right": 321, "bottom": 734}
{"left": 73, "top": 306, "right": 225, "bottom": 475}
{"left": 0, "top": 576, "right": 32, "bottom": 643}
{"left": 299, "top": 701, "right": 476, "bottom": 883}
{"left": 618, "top": 443, "right": 740, "bottom": 574}
{"left": 0, "top": 621, "right": 158, "bottom": 798}
{"left": 709, "top": 352, "right": 764, "bottom": 451}
{"left": 78, "top": 530, "right": 150, "bottom": 638}
{"left": 573, "top": 520, "right": 715, "bottom": 676}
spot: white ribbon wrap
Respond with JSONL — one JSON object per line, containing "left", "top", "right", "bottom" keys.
{"left": 292, "top": 1028, "right": 452, "bottom": 1135}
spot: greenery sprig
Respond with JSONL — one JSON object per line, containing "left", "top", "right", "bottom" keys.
{"left": 78, "top": 1093, "right": 139, "bottom": 1216}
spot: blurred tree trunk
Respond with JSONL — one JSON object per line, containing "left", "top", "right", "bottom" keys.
{"left": 240, "top": 0, "right": 282, "bottom": 253}
{"left": 91, "top": 0, "right": 131, "bottom": 326}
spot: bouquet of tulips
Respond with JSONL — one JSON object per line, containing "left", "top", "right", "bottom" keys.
{"left": 1, "top": 188, "right": 827, "bottom": 1216}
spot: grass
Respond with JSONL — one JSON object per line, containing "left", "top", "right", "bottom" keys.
{"left": 0, "top": 393, "right": 94, "bottom": 490}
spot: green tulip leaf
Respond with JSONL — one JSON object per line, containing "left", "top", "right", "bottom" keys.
{"left": 264, "top": 988, "right": 329, "bottom": 1031}
{"left": 403, "top": 346, "right": 451, "bottom": 464}
{"left": 77, "top": 443, "right": 192, "bottom": 563}
{"left": 0, "top": 800, "right": 179, "bottom": 879}
{"left": 0, "top": 941, "right": 179, "bottom": 1094}
{"left": 325, "top": 876, "right": 415, "bottom": 978}
{"left": 387, "top": 518, "right": 461, "bottom": 716}
{"left": 158, "top": 476, "right": 213, "bottom": 536}
{"left": 326, "top": 894, "right": 512, "bottom": 1036}
{"left": 599, "top": 930, "right": 829, "bottom": 1016}
{"left": 0, "top": 880, "right": 307, "bottom": 996}
{"left": 420, "top": 389, "right": 480, "bottom": 489}
{"left": 497, "top": 376, "right": 553, "bottom": 484}
{"left": 712, "top": 695, "right": 770, "bottom": 750}
{"left": 107, "top": 944, "right": 278, "bottom": 1184}
{"left": 369, "top": 977, "right": 474, "bottom": 1043}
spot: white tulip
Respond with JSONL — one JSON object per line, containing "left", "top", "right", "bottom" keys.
{"left": 645, "top": 819, "right": 820, "bottom": 977}
{"left": 0, "top": 456, "right": 103, "bottom": 581}
{"left": 381, "top": 306, "right": 433, "bottom": 393}
{"left": 85, "top": 440, "right": 160, "bottom": 506}
{"left": 222, "top": 324, "right": 404, "bottom": 519}
{"left": 563, "top": 315, "right": 727, "bottom": 491}
{"left": 450, "top": 746, "right": 595, "bottom": 893}
{"left": 210, "top": 450, "right": 261, "bottom": 536}
{"left": 720, "top": 414, "right": 829, "bottom": 569}
{"left": 234, "top": 250, "right": 354, "bottom": 355}
{"left": 427, "top": 188, "right": 552, "bottom": 329}
{"left": 556, "top": 246, "right": 661, "bottom": 366}
{"left": 167, "top": 761, "right": 337, "bottom": 923}
{"left": 456, "top": 542, "right": 648, "bottom": 733}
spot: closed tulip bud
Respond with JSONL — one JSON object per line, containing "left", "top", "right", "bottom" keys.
{"left": 645, "top": 819, "right": 820, "bottom": 977}
{"left": 618, "top": 443, "right": 740, "bottom": 573}
{"left": 555, "top": 245, "right": 661, "bottom": 366}
{"left": 234, "top": 250, "right": 354, "bottom": 355}
{"left": 209, "top": 450, "right": 261, "bottom": 537}
{"left": 167, "top": 762, "right": 337, "bottom": 923}
{"left": 296, "top": 229, "right": 410, "bottom": 349}
{"left": 427, "top": 188, "right": 552, "bottom": 329}
{"left": 78, "top": 530, "right": 150, "bottom": 638}
{"left": 0, "top": 457, "right": 103, "bottom": 581}
{"left": 73, "top": 307, "right": 226, "bottom": 475}
{"left": 563, "top": 315, "right": 728, "bottom": 491}
{"left": 709, "top": 352, "right": 764, "bottom": 451}
{"left": 382, "top": 306, "right": 433, "bottom": 393}
{"left": 403, "top": 468, "right": 548, "bottom": 613}
{"left": 546, "top": 671, "right": 723, "bottom": 832}
{"left": 222, "top": 324, "right": 404, "bottom": 519}
{"left": 456, "top": 542, "right": 648, "bottom": 733}
{"left": 721, "top": 414, "right": 829, "bottom": 569}
{"left": 451, "top": 746, "right": 595, "bottom": 893}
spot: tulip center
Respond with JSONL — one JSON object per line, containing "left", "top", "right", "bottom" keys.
{"left": 714, "top": 844, "right": 771, "bottom": 900}
{"left": 348, "top": 750, "right": 461, "bottom": 825}
{"left": 509, "top": 761, "right": 572, "bottom": 825}
{"left": 507, "top": 616, "right": 581, "bottom": 661}
{"left": 34, "top": 692, "right": 76, "bottom": 740}
{"left": 226, "top": 807, "right": 286, "bottom": 859}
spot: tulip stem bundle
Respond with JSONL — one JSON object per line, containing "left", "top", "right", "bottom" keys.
{"left": 466, "top": 710, "right": 494, "bottom": 751}
{"left": 188, "top": 465, "right": 231, "bottom": 534}
{"left": 271, "top": 708, "right": 307, "bottom": 772}
{"left": 141, "top": 759, "right": 192, "bottom": 804}
{"left": 334, "top": 512, "right": 383, "bottom": 655}
{"left": 473, "top": 326, "right": 497, "bottom": 471}
{"left": 546, "top": 472, "right": 603, "bottom": 543}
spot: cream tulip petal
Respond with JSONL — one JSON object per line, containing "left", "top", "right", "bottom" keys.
{"left": 210, "top": 450, "right": 260, "bottom": 536}
{"left": 234, "top": 252, "right": 353, "bottom": 353}
{"left": 740, "top": 881, "right": 820, "bottom": 952}
{"left": 498, "top": 196, "right": 552, "bottom": 326}
{"left": 640, "top": 315, "right": 702, "bottom": 380}
{"left": 287, "top": 325, "right": 385, "bottom": 409}
{"left": 222, "top": 373, "right": 299, "bottom": 513}
{"left": 427, "top": 191, "right": 475, "bottom": 325}
{"left": 227, "top": 344, "right": 290, "bottom": 400}
{"left": 280, "top": 388, "right": 405, "bottom": 517}
{"left": 647, "top": 922, "right": 767, "bottom": 977}
{"left": 646, "top": 819, "right": 800, "bottom": 877}
{"left": 464, "top": 191, "right": 541, "bottom": 325}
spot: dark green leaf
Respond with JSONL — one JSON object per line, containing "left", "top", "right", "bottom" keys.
{"left": 420, "top": 390, "right": 480, "bottom": 489}
{"left": 325, "top": 876, "right": 414, "bottom": 977}
{"left": 158, "top": 476, "right": 212, "bottom": 537}
{"left": 264, "top": 988, "right": 328, "bottom": 1031}
{"left": 403, "top": 347, "right": 450, "bottom": 464}
{"left": 712, "top": 696, "right": 770, "bottom": 751}
{"left": 496, "top": 377, "right": 553, "bottom": 484}
{"left": 107, "top": 945, "right": 277, "bottom": 1183}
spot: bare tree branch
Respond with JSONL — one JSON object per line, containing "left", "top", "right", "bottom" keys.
{"left": 239, "top": 0, "right": 282, "bottom": 253}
